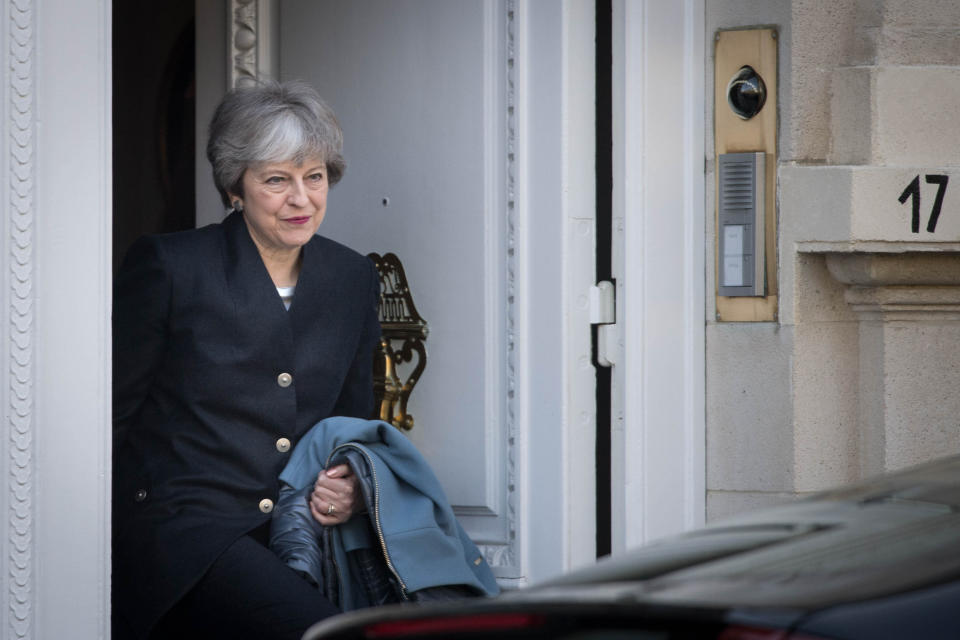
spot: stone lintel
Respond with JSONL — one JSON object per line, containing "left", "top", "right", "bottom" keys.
{"left": 824, "top": 252, "right": 960, "bottom": 287}
{"left": 824, "top": 252, "right": 960, "bottom": 319}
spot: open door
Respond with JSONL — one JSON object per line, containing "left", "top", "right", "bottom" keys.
{"left": 278, "top": 0, "right": 517, "bottom": 577}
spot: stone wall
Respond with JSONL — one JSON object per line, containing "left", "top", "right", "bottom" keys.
{"left": 707, "top": 0, "right": 960, "bottom": 520}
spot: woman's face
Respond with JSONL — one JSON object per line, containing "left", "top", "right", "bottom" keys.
{"left": 232, "top": 155, "right": 329, "bottom": 255}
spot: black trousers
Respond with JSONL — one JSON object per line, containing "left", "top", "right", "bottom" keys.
{"left": 151, "top": 524, "right": 339, "bottom": 640}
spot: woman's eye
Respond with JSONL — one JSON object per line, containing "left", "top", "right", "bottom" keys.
{"left": 308, "top": 173, "right": 324, "bottom": 183}
{"left": 265, "top": 176, "right": 285, "bottom": 185}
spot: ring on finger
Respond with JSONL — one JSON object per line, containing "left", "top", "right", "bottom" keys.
{"left": 327, "top": 503, "right": 336, "bottom": 516}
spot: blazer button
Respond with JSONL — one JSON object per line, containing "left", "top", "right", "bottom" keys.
{"left": 276, "top": 437, "right": 291, "bottom": 453}
{"left": 259, "top": 498, "right": 274, "bottom": 514}
{"left": 277, "top": 372, "right": 293, "bottom": 388}
{"left": 134, "top": 488, "right": 147, "bottom": 502}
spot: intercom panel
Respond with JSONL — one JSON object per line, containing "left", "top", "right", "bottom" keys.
{"left": 715, "top": 28, "right": 778, "bottom": 322}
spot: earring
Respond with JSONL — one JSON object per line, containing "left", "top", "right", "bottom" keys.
{"left": 232, "top": 200, "right": 243, "bottom": 212}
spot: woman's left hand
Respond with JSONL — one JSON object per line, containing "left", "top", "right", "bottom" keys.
{"left": 310, "top": 464, "right": 361, "bottom": 526}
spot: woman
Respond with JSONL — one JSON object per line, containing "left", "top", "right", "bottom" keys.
{"left": 113, "top": 81, "right": 378, "bottom": 639}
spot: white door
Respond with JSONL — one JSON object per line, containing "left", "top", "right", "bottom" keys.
{"left": 279, "top": 0, "right": 519, "bottom": 577}
{"left": 276, "top": 0, "right": 607, "bottom": 584}
{"left": 199, "top": 0, "right": 706, "bottom": 585}
{"left": 199, "top": 0, "right": 618, "bottom": 584}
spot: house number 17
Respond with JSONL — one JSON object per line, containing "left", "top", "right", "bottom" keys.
{"left": 899, "top": 174, "right": 949, "bottom": 233}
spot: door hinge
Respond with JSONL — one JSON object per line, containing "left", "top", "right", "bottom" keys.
{"left": 589, "top": 281, "right": 616, "bottom": 367}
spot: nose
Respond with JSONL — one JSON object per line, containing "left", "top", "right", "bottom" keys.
{"left": 287, "top": 179, "right": 309, "bottom": 206}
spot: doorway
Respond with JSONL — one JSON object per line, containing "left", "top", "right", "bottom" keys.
{"left": 113, "top": 0, "right": 196, "bottom": 269}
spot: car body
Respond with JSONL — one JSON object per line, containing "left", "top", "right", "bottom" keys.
{"left": 304, "top": 455, "right": 960, "bottom": 639}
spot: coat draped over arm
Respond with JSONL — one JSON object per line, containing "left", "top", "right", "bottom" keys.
{"left": 269, "top": 416, "right": 500, "bottom": 610}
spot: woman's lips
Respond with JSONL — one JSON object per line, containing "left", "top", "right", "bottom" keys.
{"left": 284, "top": 216, "right": 311, "bottom": 225}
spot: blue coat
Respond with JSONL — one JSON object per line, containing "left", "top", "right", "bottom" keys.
{"left": 272, "top": 417, "right": 499, "bottom": 609}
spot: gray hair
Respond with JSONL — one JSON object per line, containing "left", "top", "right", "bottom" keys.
{"left": 206, "top": 80, "right": 346, "bottom": 207}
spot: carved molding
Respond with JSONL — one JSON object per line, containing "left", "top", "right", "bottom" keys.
{"left": 228, "top": 0, "right": 258, "bottom": 87}
{"left": 825, "top": 252, "right": 960, "bottom": 288}
{"left": 478, "top": 542, "right": 515, "bottom": 570}
{"left": 228, "top": 0, "right": 276, "bottom": 89}
{"left": 464, "top": 0, "right": 519, "bottom": 574}
{"left": 7, "top": 0, "right": 35, "bottom": 637}
{"left": 825, "top": 252, "right": 960, "bottom": 320}
{"left": 501, "top": 0, "right": 518, "bottom": 571}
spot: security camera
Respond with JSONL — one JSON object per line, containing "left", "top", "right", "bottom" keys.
{"left": 726, "top": 65, "right": 766, "bottom": 120}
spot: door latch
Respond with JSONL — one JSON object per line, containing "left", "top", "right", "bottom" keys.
{"left": 590, "top": 281, "right": 616, "bottom": 367}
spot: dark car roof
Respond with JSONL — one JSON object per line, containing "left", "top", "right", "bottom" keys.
{"left": 527, "top": 455, "right": 960, "bottom": 610}
{"left": 305, "top": 455, "right": 960, "bottom": 639}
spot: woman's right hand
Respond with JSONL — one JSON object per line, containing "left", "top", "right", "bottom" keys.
{"left": 309, "top": 464, "right": 361, "bottom": 526}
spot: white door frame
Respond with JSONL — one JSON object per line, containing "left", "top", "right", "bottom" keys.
{"left": 611, "top": 0, "right": 706, "bottom": 551}
{"left": 2, "top": 0, "right": 113, "bottom": 637}
{"left": 516, "top": 0, "right": 706, "bottom": 582}
{"left": 514, "top": 0, "right": 599, "bottom": 583}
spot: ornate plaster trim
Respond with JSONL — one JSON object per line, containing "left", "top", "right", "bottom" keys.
{"left": 7, "top": 0, "right": 35, "bottom": 637}
{"left": 469, "top": 0, "right": 519, "bottom": 575}
{"left": 467, "top": 0, "right": 520, "bottom": 575}
{"left": 501, "top": 0, "right": 519, "bottom": 572}
{"left": 228, "top": 0, "right": 277, "bottom": 88}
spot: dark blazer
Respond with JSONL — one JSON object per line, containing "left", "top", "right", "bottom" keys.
{"left": 112, "top": 211, "right": 380, "bottom": 639}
